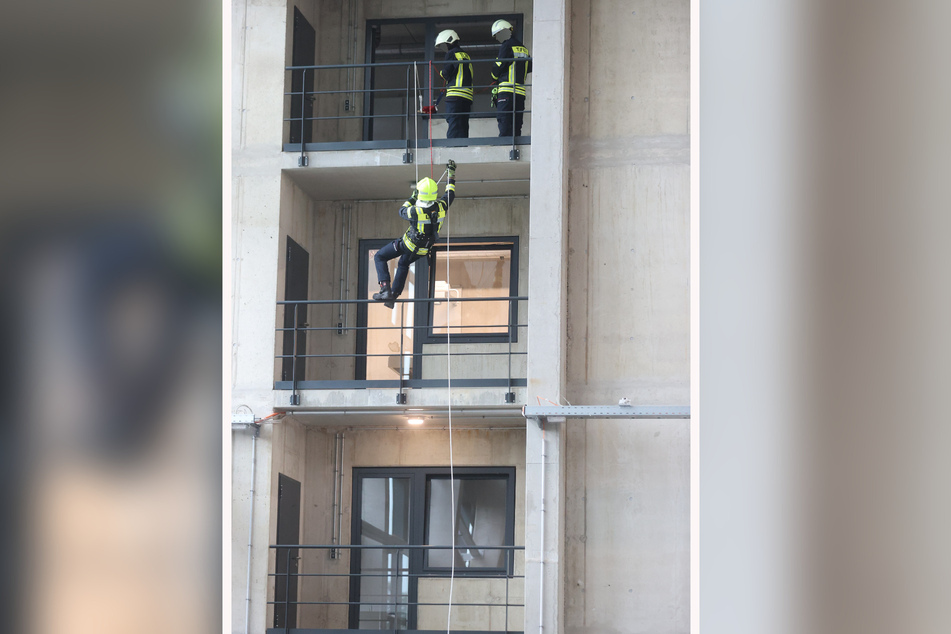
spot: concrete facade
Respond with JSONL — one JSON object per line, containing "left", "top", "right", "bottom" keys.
{"left": 232, "top": 1, "right": 689, "bottom": 633}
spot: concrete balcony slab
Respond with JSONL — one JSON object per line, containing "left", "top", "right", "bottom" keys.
{"left": 282, "top": 145, "right": 531, "bottom": 201}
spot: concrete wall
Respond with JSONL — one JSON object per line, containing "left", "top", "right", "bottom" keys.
{"left": 563, "top": 0, "right": 690, "bottom": 632}
{"left": 286, "top": 193, "right": 530, "bottom": 384}
{"left": 234, "top": 1, "right": 691, "bottom": 633}
{"left": 284, "top": 0, "right": 535, "bottom": 144}
{"left": 232, "top": 0, "right": 292, "bottom": 630}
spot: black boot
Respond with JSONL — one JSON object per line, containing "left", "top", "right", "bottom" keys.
{"left": 373, "top": 284, "right": 395, "bottom": 309}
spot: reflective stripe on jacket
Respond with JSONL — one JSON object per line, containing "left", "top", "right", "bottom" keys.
{"left": 441, "top": 46, "right": 474, "bottom": 101}
{"left": 492, "top": 38, "right": 532, "bottom": 96}
{"left": 399, "top": 180, "right": 455, "bottom": 255}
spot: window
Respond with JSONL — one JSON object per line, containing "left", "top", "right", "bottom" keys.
{"left": 425, "top": 476, "right": 510, "bottom": 571}
{"left": 424, "top": 238, "right": 519, "bottom": 343}
{"left": 350, "top": 468, "right": 516, "bottom": 629}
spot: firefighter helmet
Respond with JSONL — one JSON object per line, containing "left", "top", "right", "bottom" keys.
{"left": 416, "top": 177, "right": 438, "bottom": 202}
{"left": 491, "top": 19, "right": 514, "bottom": 39}
{"left": 435, "top": 30, "right": 460, "bottom": 48}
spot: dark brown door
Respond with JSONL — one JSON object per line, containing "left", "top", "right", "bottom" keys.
{"left": 274, "top": 473, "right": 301, "bottom": 628}
{"left": 281, "top": 237, "right": 309, "bottom": 383}
{"left": 289, "top": 7, "right": 315, "bottom": 144}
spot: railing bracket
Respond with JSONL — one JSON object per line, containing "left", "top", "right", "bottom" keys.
{"left": 402, "top": 152, "right": 413, "bottom": 164}
{"left": 298, "top": 155, "right": 309, "bottom": 167}
{"left": 396, "top": 393, "right": 407, "bottom": 405}
{"left": 290, "top": 394, "right": 300, "bottom": 406}
{"left": 505, "top": 392, "right": 516, "bottom": 403}
{"left": 509, "top": 149, "right": 519, "bottom": 161}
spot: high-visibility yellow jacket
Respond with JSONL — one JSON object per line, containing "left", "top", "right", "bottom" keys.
{"left": 399, "top": 178, "right": 455, "bottom": 255}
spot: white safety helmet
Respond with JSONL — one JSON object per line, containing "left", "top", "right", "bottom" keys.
{"left": 415, "top": 177, "right": 438, "bottom": 205}
{"left": 491, "top": 19, "right": 513, "bottom": 41}
{"left": 435, "top": 29, "right": 460, "bottom": 49}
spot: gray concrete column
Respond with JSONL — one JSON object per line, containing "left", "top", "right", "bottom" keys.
{"left": 526, "top": 1, "right": 571, "bottom": 632}
{"left": 525, "top": 417, "right": 567, "bottom": 634}
{"left": 231, "top": 0, "right": 289, "bottom": 631}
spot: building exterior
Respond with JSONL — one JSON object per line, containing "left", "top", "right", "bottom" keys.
{"left": 232, "top": 1, "right": 689, "bottom": 633}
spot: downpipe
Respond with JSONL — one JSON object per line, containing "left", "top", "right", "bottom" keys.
{"left": 539, "top": 417, "right": 546, "bottom": 634}
{"left": 244, "top": 423, "right": 260, "bottom": 634}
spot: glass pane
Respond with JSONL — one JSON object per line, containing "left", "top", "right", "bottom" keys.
{"left": 433, "top": 249, "right": 511, "bottom": 335}
{"left": 426, "top": 477, "right": 508, "bottom": 569}
{"left": 358, "top": 477, "right": 411, "bottom": 630}
{"left": 365, "top": 248, "right": 414, "bottom": 380}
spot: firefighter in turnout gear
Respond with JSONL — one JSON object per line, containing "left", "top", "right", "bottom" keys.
{"left": 373, "top": 161, "right": 457, "bottom": 308}
{"left": 435, "top": 30, "right": 474, "bottom": 139}
{"left": 490, "top": 19, "right": 531, "bottom": 137}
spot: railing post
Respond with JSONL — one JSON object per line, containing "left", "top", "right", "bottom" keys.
{"left": 396, "top": 300, "right": 407, "bottom": 404}
{"left": 291, "top": 303, "right": 300, "bottom": 405}
{"left": 505, "top": 567, "right": 510, "bottom": 634}
{"left": 299, "top": 68, "right": 309, "bottom": 166}
{"left": 403, "top": 63, "right": 413, "bottom": 164}
{"left": 397, "top": 546, "right": 404, "bottom": 629}
{"left": 505, "top": 298, "right": 516, "bottom": 403}
{"left": 509, "top": 87, "right": 519, "bottom": 161}
{"left": 284, "top": 547, "right": 291, "bottom": 634}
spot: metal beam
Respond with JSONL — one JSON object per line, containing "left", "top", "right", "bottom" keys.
{"left": 522, "top": 405, "right": 690, "bottom": 419}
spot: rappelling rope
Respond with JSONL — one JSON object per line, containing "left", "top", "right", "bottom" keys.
{"left": 429, "top": 60, "right": 435, "bottom": 179}
{"left": 423, "top": 57, "right": 452, "bottom": 631}
{"left": 413, "top": 62, "right": 421, "bottom": 183}
{"left": 442, "top": 159, "right": 455, "bottom": 634}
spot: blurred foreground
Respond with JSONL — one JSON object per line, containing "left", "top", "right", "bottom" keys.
{"left": 0, "top": 0, "right": 221, "bottom": 632}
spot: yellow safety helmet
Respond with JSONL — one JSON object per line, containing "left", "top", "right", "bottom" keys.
{"left": 491, "top": 19, "right": 514, "bottom": 38}
{"left": 416, "top": 177, "right": 438, "bottom": 202}
{"left": 435, "top": 29, "right": 460, "bottom": 48}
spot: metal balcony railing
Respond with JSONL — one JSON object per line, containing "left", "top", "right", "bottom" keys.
{"left": 268, "top": 544, "right": 525, "bottom": 634}
{"left": 284, "top": 58, "right": 532, "bottom": 162}
{"left": 275, "top": 296, "right": 528, "bottom": 404}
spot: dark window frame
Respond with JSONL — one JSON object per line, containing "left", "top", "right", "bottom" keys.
{"left": 418, "top": 236, "right": 520, "bottom": 345}
{"left": 349, "top": 465, "right": 517, "bottom": 578}
{"left": 421, "top": 471, "right": 517, "bottom": 576}
{"left": 348, "top": 466, "right": 517, "bottom": 629}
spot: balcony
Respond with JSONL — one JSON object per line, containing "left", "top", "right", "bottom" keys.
{"left": 274, "top": 295, "right": 528, "bottom": 409}
{"left": 283, "top": 58, "right": 531, "bottom": 171}
{"left": 268, "top": 544, "right": 525, "bottom": 634}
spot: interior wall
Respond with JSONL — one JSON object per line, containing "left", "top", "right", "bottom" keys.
{"left": 564, "top": 0, "right": 690, "bottom": 632}
{"left": 295, "top": 425, "right": 527, "bottom": 630}
{"left": 305, "top": 194, "right": 529, "bottom": 383}
{"left": 267, "top": 416, "right": 310, "bottom": 627}
{"left": 275, "top": 175, "right": 320, "bottom": 381}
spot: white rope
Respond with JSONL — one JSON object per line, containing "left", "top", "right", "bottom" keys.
{"left": 413, "top": 62, "right": 420, "bottom": 183}
{"left": 445, "top": 177, "right": 455, "bottom": 634}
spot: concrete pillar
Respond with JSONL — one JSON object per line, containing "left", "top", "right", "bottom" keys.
{"left": 525, "top": 0, "right": 571, "bottom": 632}
{"left": 231, "top": 0, "right": 288, "bottom": 631}
{"left": 525, "top": 417, "right": 567, "bottom": 634}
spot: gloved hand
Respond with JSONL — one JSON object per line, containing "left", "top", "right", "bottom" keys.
{"left": 446, "top": 159, "right": 456, "bottom": 176}
{"left": 409, "top": 187, "right": 418, "bottom": 203}
{"left": 490, "top": 86, "right": 499, "bottom": 108}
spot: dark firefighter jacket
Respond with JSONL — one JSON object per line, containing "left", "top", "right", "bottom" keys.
{"left": 440, "top": 43, "right": 474, "bottom": 101}
{"left": 399, "top": 177, "right": 455, "bottom": 255}
{"left": 491, "top": 37, "right": 532, "bottom": 96}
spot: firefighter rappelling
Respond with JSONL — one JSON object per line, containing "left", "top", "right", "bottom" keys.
{"left": 372, "top": 160, "right": 457, "bottom": 308}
